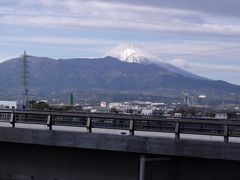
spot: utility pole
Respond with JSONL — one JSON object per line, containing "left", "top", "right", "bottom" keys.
{"left": 18, "top": 51, "right": 29, "bottom": 109}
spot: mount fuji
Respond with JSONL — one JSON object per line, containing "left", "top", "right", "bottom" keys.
{"left": 106, "top": 44, "right": 205, "bottom": 80}
{"left": 0, "top": 44, "right": 239, "bottom": 102}
{"left": 106, "top": 44, "right": 155, "bottom": 64}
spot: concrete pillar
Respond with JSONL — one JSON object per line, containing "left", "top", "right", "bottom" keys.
{"left": 139, "top": 155, "right": 146, "bottom": 180}
{"left": 139, "top": 155, "right": 171, "bottom": 180}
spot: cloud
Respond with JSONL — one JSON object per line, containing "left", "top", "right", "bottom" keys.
{"left": 143, "top": 41, "right": 240, "bottom": 61}
{"left": 99, "top": 0, "right": 240, "bottom": 18}
{"left": 169, "top": 59, "right": 240, "bottom": 73}
{"left": 0, "top": 36, "right": 114, "bottom": 46}
{"left": 0, "top": 35, "right": 118, "bottom": 59}
{"left": 1, "top": 0, "right": 240, "bottom": 36}
{"left": 2, "top": 34, "right": 239, "bottom": 73}
{"left": 168, "top": 58, "right": 240, "bottom": 84}
{"left": 2, "top": 35, "right": 240, "bottom": 63}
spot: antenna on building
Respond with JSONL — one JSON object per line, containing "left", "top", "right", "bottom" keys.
{"left": 222, "top": 98, "right": 225, "bottom": 109}
{"left": 182, "top": 92, "right": 190, "bottom": 106}
{"left": 18, "top": 51, "right": 30, "bottom": 109}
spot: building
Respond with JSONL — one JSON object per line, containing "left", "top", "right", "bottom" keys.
{"left": 174, "top": 113, "right": 183, "bottom": 117}
{"left": 100, "top": 101, "right": 108, "bottom": 108}
{"left": 90, "top": 107, "right": 109, "bottom": 113}
{"left": 152, "top": 109, "right": 164, "bottom": 116}
{"left": 141, "top": 109, "right": 153, "bottom": 116}
{"left": 0, "top": 101, "right": 17, "bottom": 109}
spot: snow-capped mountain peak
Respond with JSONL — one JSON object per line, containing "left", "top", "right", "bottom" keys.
{"left": 106, "top": 44, "right": 158, "bottom": 64}
{"left": 106, "top": 44, "right": 205, "bottom": 80}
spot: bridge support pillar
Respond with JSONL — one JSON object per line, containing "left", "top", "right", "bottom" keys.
{"left": 139, "top": 155, "right": 146, "bottom": 180}
{"left": 139, "top": 155, "right": 171, "bottom": 180}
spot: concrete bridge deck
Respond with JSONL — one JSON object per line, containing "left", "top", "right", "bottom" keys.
{"left": 0, "top": 127, "right": 240, "bottom": 180}
{"left": 1, "top": 110, "right": 240, "bottom": 180}
{"left": 0, "top": 126, "right": 240, "bottom": 161}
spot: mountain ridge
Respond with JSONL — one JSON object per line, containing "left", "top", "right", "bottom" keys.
{"left": 0, "top": 55, "right": 239, "bottom": 101}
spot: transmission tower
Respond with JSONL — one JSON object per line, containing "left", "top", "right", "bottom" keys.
{"left": 18, "top": 51, "right": 30, "bottom": 109}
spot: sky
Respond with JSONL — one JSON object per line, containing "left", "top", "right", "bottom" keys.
{"left": 1, "top": 0, "right": 240, "bottom": 84}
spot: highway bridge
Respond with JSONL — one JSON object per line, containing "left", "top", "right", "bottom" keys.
{"left": 0, "top": 110, "right": 240, "bottom": 180}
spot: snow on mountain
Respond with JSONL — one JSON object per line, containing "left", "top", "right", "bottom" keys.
{"left": 106, "top": 44, "right": 158, "bottom": 64}
{"left": 106, "top": 44, "right": 205, "bottom": 80}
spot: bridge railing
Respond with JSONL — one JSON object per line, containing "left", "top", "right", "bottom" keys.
{"left": 1, "top": 110, "right": 240, "bottom": 142}
{"left": 0, "top": 110, "right": 11, "bottom": 123}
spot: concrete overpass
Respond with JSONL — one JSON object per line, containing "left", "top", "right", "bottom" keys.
{"left": 0, "top": 110, "right": 240, "bottom": 180}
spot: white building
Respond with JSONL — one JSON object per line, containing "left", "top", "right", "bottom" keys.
{"left": 0, "top": 101, "right": 17, "bottom": 109}
{"left": 141, "top": 109, "right": 153, "bottom": 116}
{"left": 174, "top": 113, "right": 183, "bottom": 117}
{"left": 100, "top": 101, "right": 108, "bottom": 108}
{"left": 90, "top": 107, "right": 109, "bottom": 113}
{"left": 108, "top": 102, "right": 129, "bottom": 112}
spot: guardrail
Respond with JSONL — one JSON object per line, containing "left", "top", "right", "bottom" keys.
{"left": 0, "top": 110, "right": 240, "bottom": 142}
